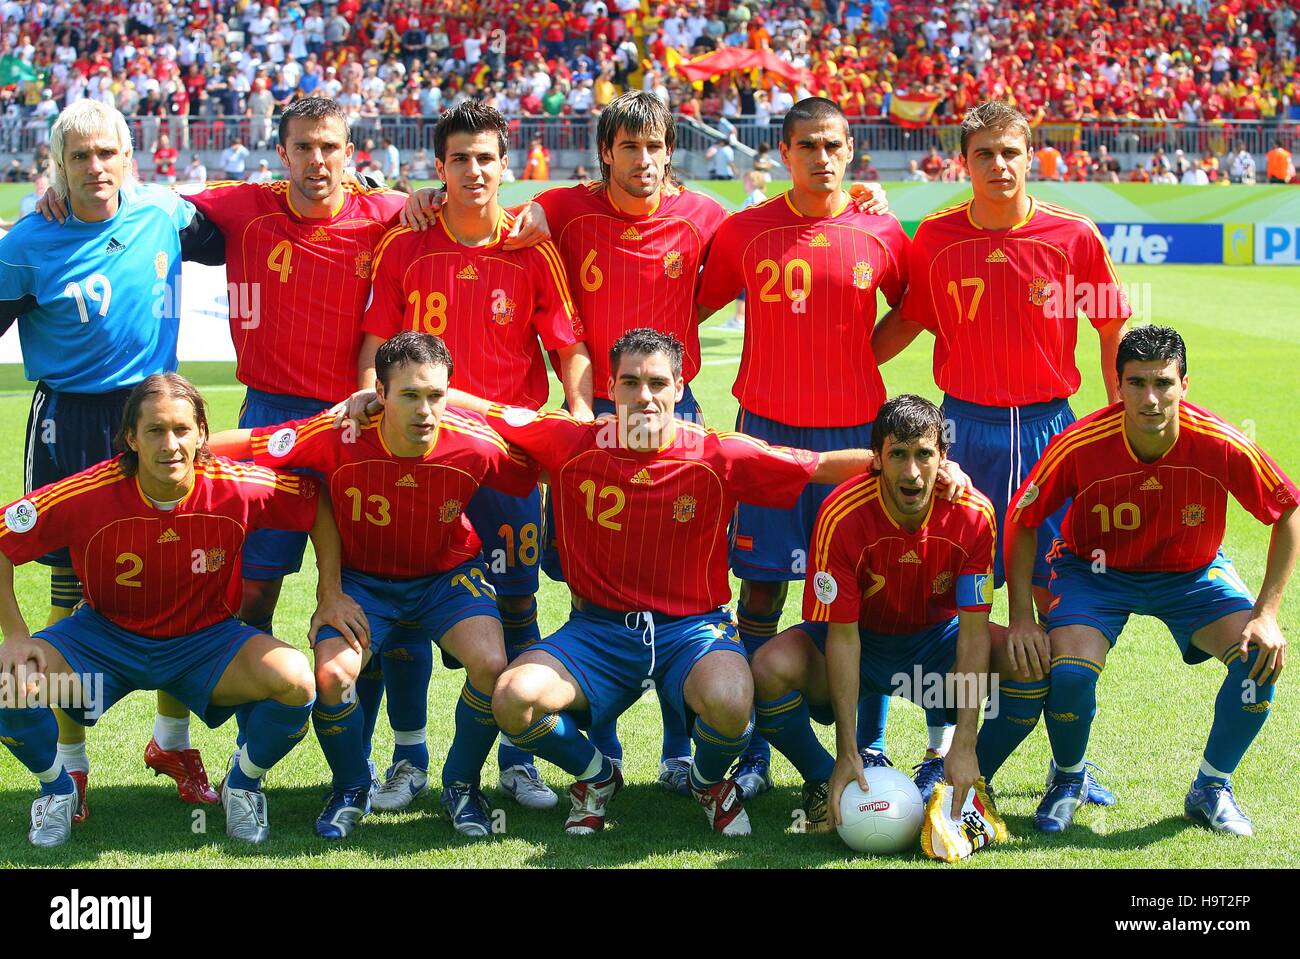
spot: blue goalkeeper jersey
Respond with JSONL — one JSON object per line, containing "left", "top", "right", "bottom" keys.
{"left": 0, "top": 181, "right": 224, "bottom": 393}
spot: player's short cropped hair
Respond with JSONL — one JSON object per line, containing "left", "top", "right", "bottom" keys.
{"left": 870, "top": 394, "right": 950, "bottom": 456}
{"left": 609, "top": 328, "right": 684, "bottom": 379}
{"left": 114, "top": 373, "right": 213, "bottom": 477}
{"left": 278, "top": 96, "right": 351, "bottom": 147}
{"left": 781, "top": 96, "right": 850, "bottom": 145}
{"left": 50, "top": 99, "right": 138, "bottom": 198}
{"left": 433, "top": 100, "right": 509, "bottom": 163}
{"left": 375, "top": 331, "right": 455, "bottom": 388}
{"left": 1116, "top": 325, "right": 1187, "bottom": 380}
{"left": 959, "top": 101, "right": 1032, "bottom": 157}
{"left": 596, "top": 91, "right": 676, "bottom": 185}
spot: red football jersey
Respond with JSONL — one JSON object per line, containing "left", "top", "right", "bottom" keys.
{"left": 188, "top": 180, "right": 407, "bottom": 403}
{"left": 486, "top": 406, "right": 820, "bottom": 615}
{"left": 361, "top": 211, "right": 584, "bottom": 409}
{"left": 0, "top": 457, "right": 317, "bottom": 637}
{"left": 804, "top": 474, "right": 996, "bottom": 634}
{"left": 534, "top": 183, "right": 728, "bottom": 399}
{"left": 1009, "top": 401, "right": 1298, "bottom": 573}
{"left": 697, "top": 192, "right": 909, "bottom": 427}
{"left": 250, "top": 408, "right": 538, "bottom": 578}
{"left": 899, "top": 198, "right": 1132, "bottom": 406}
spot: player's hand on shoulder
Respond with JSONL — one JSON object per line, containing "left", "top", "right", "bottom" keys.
{"left": 332, "top": 389, "right": 382, "bottom": 429}
{"left": 827, "top": 751, "right": 870, "bottom": 828}
{"left": 400, "top": 186, "right": 444, "bottom": 231}
{"left": 310, "top": 590, "right": 370, "bottom": 653}
{"left": 36, "top": 187, "right": 69, "bottom": 224}
{"left": 502, "top": 200, "right": 551, "bottom": 250}
{"left": 1004, "top": 615, "right": 1050, "bottom": 681}
{"left": 1241, "top": 613, "right": 1285, "bottom": 686}
{"left": 0, "top": 632, "right": 46, "bottom": 695}
{"left": 935, "top": 458, "right": 971, "bottom": 500}
{"left": 569, "top": 402, "right": 596, "bottom": 424}
{"left": 849, "top": 182, "right": 890, "bottom": 216}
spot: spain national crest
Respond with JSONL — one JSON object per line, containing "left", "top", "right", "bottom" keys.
{"left": 355, "top": 249, "right": 372, "bottom": 278}
{"left": 490, "top": 291, "right": 516, "bottom": 326}
{"left": 852, "top": 260, "right": 874, "bottom": 290}
{"left": 1181, "top": 503, "right": 1206, "bottom": 527}
{"left": 206, "top": 548, "right": 226, "bottom": 572}
{"left": 1028, "top": 276, "right": 1054, "bottom": 307}
{"left": 663, "top": 250, "right": 683, "bottom": 279}
{"left": 154, "top": 250, "right": 168, "bottom": 279}
{"left": 671, "top": 494, "right": 697, "bottom": 523}
{"left": 439, "top": 499, "right": 463, "bottom": 523}
{"left": 931, "top": 571, "right": 953, "bottom": 595}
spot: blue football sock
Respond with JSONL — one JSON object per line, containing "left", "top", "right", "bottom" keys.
{"left": 441, "top": 681, "right": 498, "bottom": 788}
{"left": 756, "top": 692, "right": 834, "bottom": 782}
{"left": 383, "top": 638, "right": 433, "bottom": 768}
{"left": 234, "top": 613, "right": 273, "bottom": 749}
{"left": 312, "top": 698, "right": 370, "bottom": 790}
{"left": 736, "top": 606, "right": 780, "bottom": 765}
{"left": 501, "top": 599, "right": 541, "bottom": 653}
{"left": 856, "top": 693, "right": 890, "bottom": 753}
{"left": 0, "top": 707, "right": 68, "bottom": 792}
{"left": 586, "top": 719, "right": 623, "bottom": 763}
{"left": 228, "top": 696, "right": 313, "bottom": 790}
{"left": 1195, "top": 646, "right": 1276, "bottom": 789}
{"left": 497, "top": 735, "right": 536, "bottom": 771}
{"left": 658, "top": 691, "right": 692, "bottom": 760}
{"left": 497, "top": 600, "right": 547, "bottom": 770}
{"left": 1044, "top": 657, "right": 1102, "bottom": 780}
{"left": 976, "top": 678, "right": 1049, "bottom": 781}
{"left": 508, "top": 712, "right": 608, "bottom": 781}
{"left": 355, "top": 656, "right": 384, "bottom": 762}
{"left": 690, "top": 715, "right": 754, "bottom": 788}
{"left": 232, "top": 703, "right": 254, "bottom": 748}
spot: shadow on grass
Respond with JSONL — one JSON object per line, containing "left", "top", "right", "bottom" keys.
{"left": 0, "top": 782, "right": 1203, "bottom": 868}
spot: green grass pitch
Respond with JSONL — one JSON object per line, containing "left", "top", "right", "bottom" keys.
{"left": 0, "top": 181, "right": 1297, "bottom": 866}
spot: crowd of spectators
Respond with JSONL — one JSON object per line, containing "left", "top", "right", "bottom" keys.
{"left": 902, "top": 134, "right": 1295, "bottom": 182}
{"left": 1, "top": 0, "right": 1297, "bottom": 182}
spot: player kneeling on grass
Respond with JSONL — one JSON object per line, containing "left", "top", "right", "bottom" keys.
{"left": 453, "top": 329, "right": 889, "bottom": 836}
{"left": 751, "top": 394, "right": 1007, "bottom": 854}
{"left": 1003, "top": 325, "right": 1296, "bottom": 836}
{"left": 211, "top": 332, "right": 536, "bottom": 839}
{"left": 0, "top": 373, "right": 364, "bottom": 846}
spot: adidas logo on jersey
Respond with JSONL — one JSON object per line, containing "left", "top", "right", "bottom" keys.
{"left": 985, "top": 248, "right": 1009, "bottom": 263}
{"left": 457, "top": 264, "right": 479, "bottom": 280}
{"left": 810, "top": 233, "right": 831, "bottom": 248}
{"left": 630, "top": 468, "right": 653, "bottom": 486}
{"left": 899, "top": 549, "right": 922, "bottom": 564}
{"left": 157, "top": 528, "right": 180, "bottom": 544}
{"left": 1139, "top": 476, "right": 1163, "bottom": 491}
{"left": 620, "top": 225, "right": 642, "bottom": 241}
{"left": 104, "top": 238, "right": 126, "bottom": 254}
{"left": 396, "top": 473, "right": 417, "bottom": 488}
{"left": 308, "top": 226, "right": 330, "bottom": 242}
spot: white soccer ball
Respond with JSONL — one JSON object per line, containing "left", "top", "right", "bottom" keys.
{"left": 836, "top": 767, "right": 924, "bottom": 854}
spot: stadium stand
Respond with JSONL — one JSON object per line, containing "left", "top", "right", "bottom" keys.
{"left": 0, "top": 0, "right": 1296, "bottom": 180}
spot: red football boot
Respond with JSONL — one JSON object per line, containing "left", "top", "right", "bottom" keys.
{"left": 69, "top": 770, "right": 89, "bottom": 823}
{"left": 144, "top": 737, "right": 220, "bottom": 804}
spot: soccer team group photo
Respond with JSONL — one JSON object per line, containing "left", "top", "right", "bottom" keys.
{"left": 0, "top": 73, "right": 1295, "bottom": 871}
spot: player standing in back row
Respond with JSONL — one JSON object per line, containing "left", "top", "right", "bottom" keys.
{"left": 398, "top": 92, "right": 896, "bottom": 795}
{"left": 697, "top": 97, "right": 910, "bottom": 799}
{"left": 872, "top": 101, "right": 1130, "bottom": 804}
